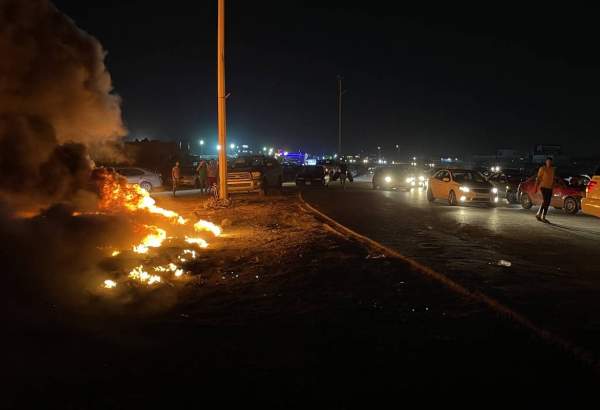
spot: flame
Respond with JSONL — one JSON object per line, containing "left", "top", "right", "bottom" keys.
{"left": 103, "top": 279, "right": 117, "bottom": 289}
{"left": 111, "top": 250, "right": 120, "bottom": 257}
{"left": 129, "top": 265, "right": 161, "bottom": 285}
{"left": 194, "top": 220, "right": 222, "bottom": 237}
{"left": 98, "top": 172, "right": 187, "bottom": 224}
{"left": 154, "top": 263, "right": 185, "bottom": 278}
{"left": 133, "top": 226, "right": 167, "bottom": 254}
{"left": 183, "top": 249, "right": 197, "bottom": 259}
{"left": 185, "top": 237, "right": 209, "bottom": 249}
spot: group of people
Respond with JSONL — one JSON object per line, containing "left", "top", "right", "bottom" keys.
{"left": 171, "top": 160, "right": 219, "bottom": 197}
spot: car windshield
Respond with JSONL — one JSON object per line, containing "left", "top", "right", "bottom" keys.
{"left": 452, "top": 170, "right": 486, "bottom": 184}
{"left": 230, "top": 157, "right": 263, "bottom": 169}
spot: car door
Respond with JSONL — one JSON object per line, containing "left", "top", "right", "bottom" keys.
{"left": 432, "top": 170, "right": 449, "bottom": 198}
{"left": 551, "top": 178, "right": 566, "bottom": 207}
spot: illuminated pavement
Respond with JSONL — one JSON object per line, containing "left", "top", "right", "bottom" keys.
{"left": 302, "top": 181, "right": 600, "bottom": 357}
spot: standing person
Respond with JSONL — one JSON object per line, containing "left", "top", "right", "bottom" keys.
{"left": 171, "top": 161, "right": 181, "bottom": 197}
{"left": 535, "top": 157, "right": 555, "bottom": 222}
{"left": 207, "top": 160, "right": 217, "bottom": 192}
{"left": 196, "top": 160, "right": 208, "bottom": 193}
{"left": 339, "top": 160, "right": 348, "bottom": 187}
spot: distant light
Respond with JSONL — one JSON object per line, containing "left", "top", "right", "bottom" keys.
{"left": 217, "top": 144, "right": 222, "bottom": 151}
{"left": 284, "top": 151, "right": 289, "bottom": 156}
{"left": 384, "top": 176, "right": 392, "bottom": 183}
{"left": 199, "top": 139, "right": 205, "bottom": 145}
{"left": 263, "top": 147, "right": 267, "bottom": 151}
{"left": 363, "top": 159, "right": 368, "bottom": 164}
{"left": 395, "top": 144, "right": 399, "bottom": 149}
{"left": 230, "top": 143, "right": 235, "bottom": 150}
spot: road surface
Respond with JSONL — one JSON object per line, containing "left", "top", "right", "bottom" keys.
{"left": 302, "top": 180, "right": 600, "bottom": 359}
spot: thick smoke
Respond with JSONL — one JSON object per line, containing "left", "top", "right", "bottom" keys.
{"left": 0, "top": 0, "right": 125, "bottom": 204}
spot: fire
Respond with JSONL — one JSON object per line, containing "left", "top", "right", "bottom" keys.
{"left": 111, "top": 250, "right": 120, "bottom": 257}
{"left": 104, "top": 279, "right": 117, "bottom": 289}
{"left": 97, "top": 171, "right": 187, "bottom": 225}
{"left": 154, "top": 263, "right": 184, "bottom": 277}
{"left": 185, "top": 237, "right": 209, "bottom": 249}
{"left": 194, "top": 220, "right": 222, "bottom": 237}
{"left": 129, "top": 265, "right": 161, "bottom": 285}
{"left": 133, "top": 226, "right": 167, "bottom": 254}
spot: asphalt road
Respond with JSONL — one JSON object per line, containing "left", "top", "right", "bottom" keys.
{"left": 302, "top": 179, "right": 600, "bottom": 359}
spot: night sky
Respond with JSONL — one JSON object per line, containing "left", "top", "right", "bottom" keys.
{"left": 53, "top": 1, "right": 600, "bottom": 156}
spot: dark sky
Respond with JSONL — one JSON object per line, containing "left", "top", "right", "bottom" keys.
{"left": 53, "top": 1, "right": 600, "bottom": 156}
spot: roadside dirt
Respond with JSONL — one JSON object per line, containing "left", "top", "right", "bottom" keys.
{"left": 7, "top": 192, "right": 598, "bottom": 408}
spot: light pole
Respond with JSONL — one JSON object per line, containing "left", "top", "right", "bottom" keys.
{"left": 217, "top": 0, "right": 228, "bottom": 199}
{"left": 337, "top": 75, "right": 347, "bottom": 156}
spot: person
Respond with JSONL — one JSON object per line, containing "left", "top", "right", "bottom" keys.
{"left": 339, "top": 160, "right": 348, "bottom": 187}
{"left": 535, "top": 157, "right": 555, "bottom": 222}
{"left": 207, "top": 160, "right": 218, "bottom": 191}
{"left": 196, "top": 160, "right": 208, "bottom": 193}
{"left": 171, "top": 161, "right": 181, "bottom": 197}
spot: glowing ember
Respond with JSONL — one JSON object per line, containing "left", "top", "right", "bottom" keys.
{"left": 111, "top": 250, "right": 120, "bottom": 257}
{"left": 133, "top": 226, "right": 167, "bottom": 254}
{"left": 154, "top": 263, "right": 178, "bottom": 273}
{"left": 129, "top": 265, "right": 162, "bottom": 285}
{"left": 185, "top": 236, "right": 209, "bottom": 249}
{"left": 194, "top": 220, "right": 222, "bottom": 237}
{"left": 104, "top": 279, "right": 117, "bottom": 289}
{"left": 183, "top": 249, "right": 197, "bottom": 259}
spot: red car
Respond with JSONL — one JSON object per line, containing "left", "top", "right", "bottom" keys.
{"left": 518, "top": 176, "right": 585, "bottom": 214}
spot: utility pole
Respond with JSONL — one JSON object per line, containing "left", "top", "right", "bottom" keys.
{"left": 217, "top": 0, "right": 228, "bottom": 199}
{"left": 337, "top": 75, "right": 344, "bottom": 156}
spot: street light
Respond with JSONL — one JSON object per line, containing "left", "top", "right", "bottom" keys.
{"left": 217, "top": 144, "right": 222, "bottom": 151}
{"left": 199, "top": 139, "right": 205, "bottom": 155}
{"left": 230, "top": 143, "right": 235, "bottom": 150}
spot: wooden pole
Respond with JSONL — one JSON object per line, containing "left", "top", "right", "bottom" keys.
{"left": 217, "top": 0, "right": 228, "bottom": 199}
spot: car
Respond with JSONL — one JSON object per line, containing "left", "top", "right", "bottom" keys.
{"left": 227, "top": 155, "right": 283, "bottom": 194}
{"left": 581, "top": 166, "right": 600, "bottom": 217}
{"left": 427, "top": 168, "right": 499, "bottom": 205}
{"left": 115, "top": 167, "right": 163, "bottom": 192}
{"left": 372, "top": 165, "right": 426, "bottom": 190}
{"left": 518, "top": 175, "right": 585, "bottom": 215}
{"left": 487, "top": 169, "right": 526, "bottom": 204}
{"left": 296, "top": 165, "right": 330, "bottom": 186}
{"left": 178, "top": 165, "right": 204, "bottom": 188}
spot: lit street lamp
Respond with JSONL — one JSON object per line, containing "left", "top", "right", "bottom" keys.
{"left": 199, "top": 139, "right": 204, "bottom": 155}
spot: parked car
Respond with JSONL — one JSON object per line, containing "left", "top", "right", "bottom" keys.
{"left": 427, "top": 168, "right": 499, "bottom": 205}
{"left": 115, "top": 167, "right": 163, "bottom": 192}
{"left": 372, "top": 165, "right": 426, "bottom": 190}
{"left": 487, "top": 169, "right": 526, "bottom": 204}
{"left": 581, "top": 167, "right": 600, "bottom": 217}
{"left": 296, "top": 165, "right": 330, "bottom": 186}
{"left": 518, "top": 176, "right": 585, "bottom": 214}
{"left": 227, "top": 155, "right": 283, "bottom": 194}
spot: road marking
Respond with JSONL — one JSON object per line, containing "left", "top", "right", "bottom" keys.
{"left": 299, "top": 191, "right": 599, "bottom": 372}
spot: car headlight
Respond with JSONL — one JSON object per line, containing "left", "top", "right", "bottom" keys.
{"left": 418, "top": 176, "right": 425, "bottom": 182}
{"left": 406, "top": 177, "right": 414, "bottom": 183}
{"left": 251, "top": 171, "right": 262, "bottom": 179}
{"left": 384, "top": 176, "right": 392, "bottom": 183}
{"left": 459, "top": 186, "right": 470, "bottom": 193}
{"left": 492, "top": 187, "right": 499, "bottom": 194}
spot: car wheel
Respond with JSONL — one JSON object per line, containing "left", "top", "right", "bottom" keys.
{"left": 427, "top": 188, "right": 435, "bottom": 202}
{"left": 563, "top": 197, "right": 579, "bottom": 214}
{"left": 448, "top": 190, "right": 457, "bottom": 206}
{"left": 507, "top": 190, "right": 518, "bottom": 204}
{"left": 140, "top": 181, "right": 152, "bottom": 192}
{"left": 520, "top": 193, "right": 533, "bottom": 209}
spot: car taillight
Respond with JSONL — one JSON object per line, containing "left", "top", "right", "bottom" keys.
{"left": 587, "top": 180, "right": 598, "bottom": 195}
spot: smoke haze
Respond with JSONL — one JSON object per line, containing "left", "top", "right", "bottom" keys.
{"left": 0, "top": 0, "right": 125, "bottom": 203}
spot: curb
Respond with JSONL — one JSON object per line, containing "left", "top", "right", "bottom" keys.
{"left": 298, "top": 191, "right": 598, "bottom": 372}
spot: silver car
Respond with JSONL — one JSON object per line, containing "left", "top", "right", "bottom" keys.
{"left": 115, "top": 167, "right": 163, "bottom": 192}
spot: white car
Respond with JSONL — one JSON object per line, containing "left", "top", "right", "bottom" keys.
{"left": 115, "top": 167, "right": 163, "bottom": 192}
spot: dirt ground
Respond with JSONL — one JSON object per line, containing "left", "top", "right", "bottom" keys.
{"left": 7, "top": 191, "right": 599, "bottom": 408}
